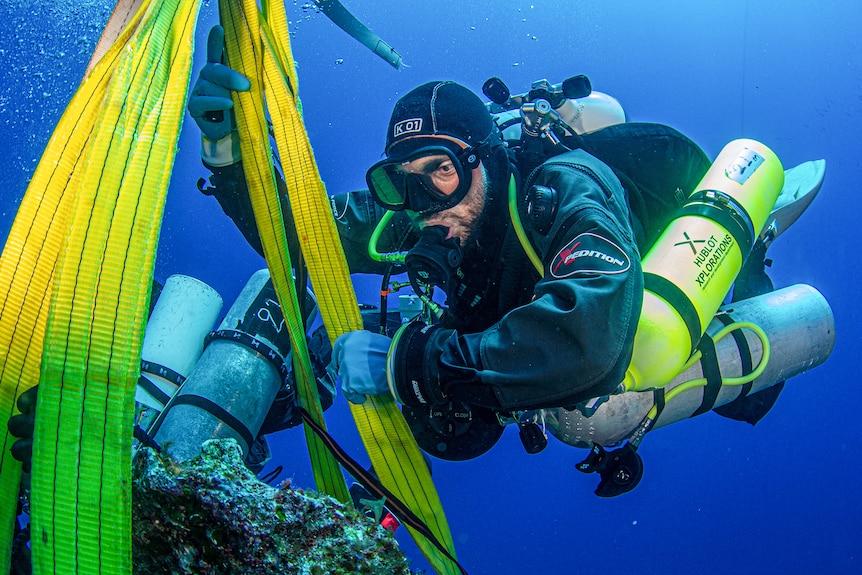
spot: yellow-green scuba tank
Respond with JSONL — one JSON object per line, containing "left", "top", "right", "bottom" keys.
{"left": 623, "top": 139, "right": 785, "bottom": 392}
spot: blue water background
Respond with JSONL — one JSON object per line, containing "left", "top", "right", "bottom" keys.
{"left": 1, "top": 1, "right": 860, "bottom": 573}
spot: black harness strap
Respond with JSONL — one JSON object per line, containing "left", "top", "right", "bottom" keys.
{"left": 140, "top": 359, "right": 187, "bottom": 386}
{"left": 299, "top": 408, "right": 469, "bottom": 575}
{"left": 677, "top": 190, "right": 754, "bottom": 259}
{"left": 136, "top": 374, "right": 173, "bottom": 407}
{"left": 644, "top": 272, "right": 702, "bottom": 354}
{"left": 653, "top": 387, "right": 666, "bottom": 421}
{"left": 690, "top": 334, "right": 724, "bottom": 417}
{"left": 629, "top": 387, "right": 666, "bottom": 448}
{"left": 169, "top": 394, "right": 256, "bottom": 450}
{"left": 205, "top": 329, "right": 291, "bottom": 384}
{"left": 133, "top": 424, "right": 161, "bottom": 451}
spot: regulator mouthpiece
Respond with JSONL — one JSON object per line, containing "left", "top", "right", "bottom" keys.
{"left": 405, "top": 225, "right": 463, "bottom": 300}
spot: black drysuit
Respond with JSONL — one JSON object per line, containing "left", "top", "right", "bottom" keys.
{"left": 201, "top": 122, "right": 712, "bottom": 412}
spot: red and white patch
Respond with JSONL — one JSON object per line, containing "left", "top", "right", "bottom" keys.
{"left": 550, "top": 233, "right": 631, "bottom": 278}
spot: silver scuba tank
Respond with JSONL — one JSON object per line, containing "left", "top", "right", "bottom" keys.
{"left": 152, "top": 269, "right": 296, "bottom": 462}
{"left": 545, "top": 283, "right": 835, "bottom": 448}
{"left": 136, "top": 274, "right": 223, "bottom": 433}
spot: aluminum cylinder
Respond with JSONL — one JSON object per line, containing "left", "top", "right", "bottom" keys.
{"left": 547, "top": 283, "right": 835, "bottom": 448}
{"left": 153, "top": 269, "right": 293, "bottom": 461}
{"left": 136, "top": 275, "right": 223, "bottom": 432}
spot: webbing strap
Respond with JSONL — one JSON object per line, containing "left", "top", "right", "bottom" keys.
{"left": 206, "top": 328, "right": 291, "bottom": 383}
{"left": 85, "top": 0, "right": 147, "bottom": 75}
{"left": 137, "top": 375, "right": 172, "bottom": 407}
{"left": 678, "top": 190, "right": 754, "bottom": 259}
{"left": 653, "top": 387, "right": 666, "bottom": 421}
{"left": 37, "top": 2, "right": 199, "bottom": 570}
{"left": 0, "top": 8, "right": 152, "bottom": 564}
{"left": 691, "top": 335, "right": 723, "bottom": 417}
{"left": 170, "top": 394, "right": 256, "bottom": 450}
{"left": 221, "top": 2, "right": 461, "bottom": 573}
{"left": 220, "top": 0, "right": 350, "bottom": 505}
{"left": 629, "top": 387, "right": 665, "bottom": 448}
{"left": 0, "top": 1, "right": 200, "bottom": 573}
{"left": 644, "top": 272, "right": 702, "bottom": 354}
{"left": 140, "top": 359, "right": 186, "bottom": 387}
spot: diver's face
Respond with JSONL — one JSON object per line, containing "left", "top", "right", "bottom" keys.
{"left": 414, "top": 161, "right": 487, "bottom": 247}
{"left": 398, "top": 153, "right": 461, "bottom": 197}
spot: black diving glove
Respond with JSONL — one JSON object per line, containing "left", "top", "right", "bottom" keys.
{"left": 7, "top": 386, "right": 37, "bottom": 473}
{"left": 387, "top": 320, "right": 455, "bottom": 407}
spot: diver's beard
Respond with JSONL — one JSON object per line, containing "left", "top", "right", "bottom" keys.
{"left": 458, "top": 207, "right": 489, "bottom": 256}
{"left": 417, "top": 166, "right": 488, "bottom": 250}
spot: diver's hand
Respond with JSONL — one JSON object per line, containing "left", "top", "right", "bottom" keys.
{"left": 329, "top": 331, "right": 392, "bottom": 404}
{"left": 7, "top": 386, "right": 37, "bottom": 474}
{"left": 188, "top": 25, "right": 250, "bottom": 166}
{"left": 188, "top": 25, "right": 250, "bottom": 140}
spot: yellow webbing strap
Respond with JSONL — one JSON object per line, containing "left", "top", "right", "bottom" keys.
{"left": 221, "top": 1, "right": 460, "bottom": 572}
{"left": 219, "top": 0, "right": 349, "bottom": 503}
{"left": 0, "top": 3, "right": 144, "bottom": 565}
{"left": 0, "top": 0, "right": 199, "bottom": 572}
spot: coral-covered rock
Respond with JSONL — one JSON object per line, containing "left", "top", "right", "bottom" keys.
{"left": 132, "top": 439, "right": 414, "bottom": 574}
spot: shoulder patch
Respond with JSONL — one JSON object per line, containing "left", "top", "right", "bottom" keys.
{"left": 550, "top": 232, "right": 631, "bottom": 278}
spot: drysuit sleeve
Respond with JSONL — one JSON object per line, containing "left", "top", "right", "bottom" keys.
{"left": 200, "top": 162, "right": 413, "bottom": 274}
{"left": 437, "top": 151, "right": 643, "bottom": 411}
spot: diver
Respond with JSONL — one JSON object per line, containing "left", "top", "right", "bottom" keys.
{"left": 186, "top": 25, "right": 784, "bottom": 461}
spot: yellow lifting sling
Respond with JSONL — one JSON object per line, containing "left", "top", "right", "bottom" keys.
{"left": 219, "top": 1, "right": 460, "bottom": 572}
{"left": 0, "top": 0, "right": 200, "bottom": 572}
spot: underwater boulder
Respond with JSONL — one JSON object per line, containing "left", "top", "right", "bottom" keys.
{"left": 132, "top": 439, "right": 414, "bottom": 574}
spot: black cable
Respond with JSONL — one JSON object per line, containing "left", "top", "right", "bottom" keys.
{"left": 259, "top": 465, "right": 284, "bottom": 485}
{"left": 299, "top": 408, "right": 469, "bottom": 575}
{"left": 377, "top": 264, "right": 397, "bottom": 334}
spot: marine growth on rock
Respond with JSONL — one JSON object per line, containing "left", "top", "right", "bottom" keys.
{"left": 132, "top": 438, "right": 415, "bottom": 575}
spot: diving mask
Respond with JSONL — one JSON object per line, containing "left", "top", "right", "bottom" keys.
{"left": 366, "top": 141, "right": 480, "bottom": 214}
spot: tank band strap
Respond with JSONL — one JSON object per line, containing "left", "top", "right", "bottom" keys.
{"left": 715, "top": 312, "right": 754, "bottom": 399}
{"left": 652, "top": 387, "right": 666, "bottom": 420}
{"left": 136, "top": 374, "right": 172, "bottom": 407}
{"left": 169, "top": 393, "right": 256, "bottom": 450}
{"left": 678, "top": 189, "right": 754, "bottom": 259}
{"left": 691, "top": 334, "right": 723, "bottom": 417}
{"left": 644, "top": 272, "right": 702, "bottom": 354}
{"left": 206, "top": 329, "right": 291, "bottom": 385}
{"left": 140, "top": 359, "right": 187, "bottom": 386}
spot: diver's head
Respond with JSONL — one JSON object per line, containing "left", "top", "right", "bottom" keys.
{"left": 366, "top": 82, "right": 505, "bottom": 240}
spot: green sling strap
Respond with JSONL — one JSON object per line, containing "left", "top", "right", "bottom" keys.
{"left": 0, "top": 1, "right": 200, "bottom": 572}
